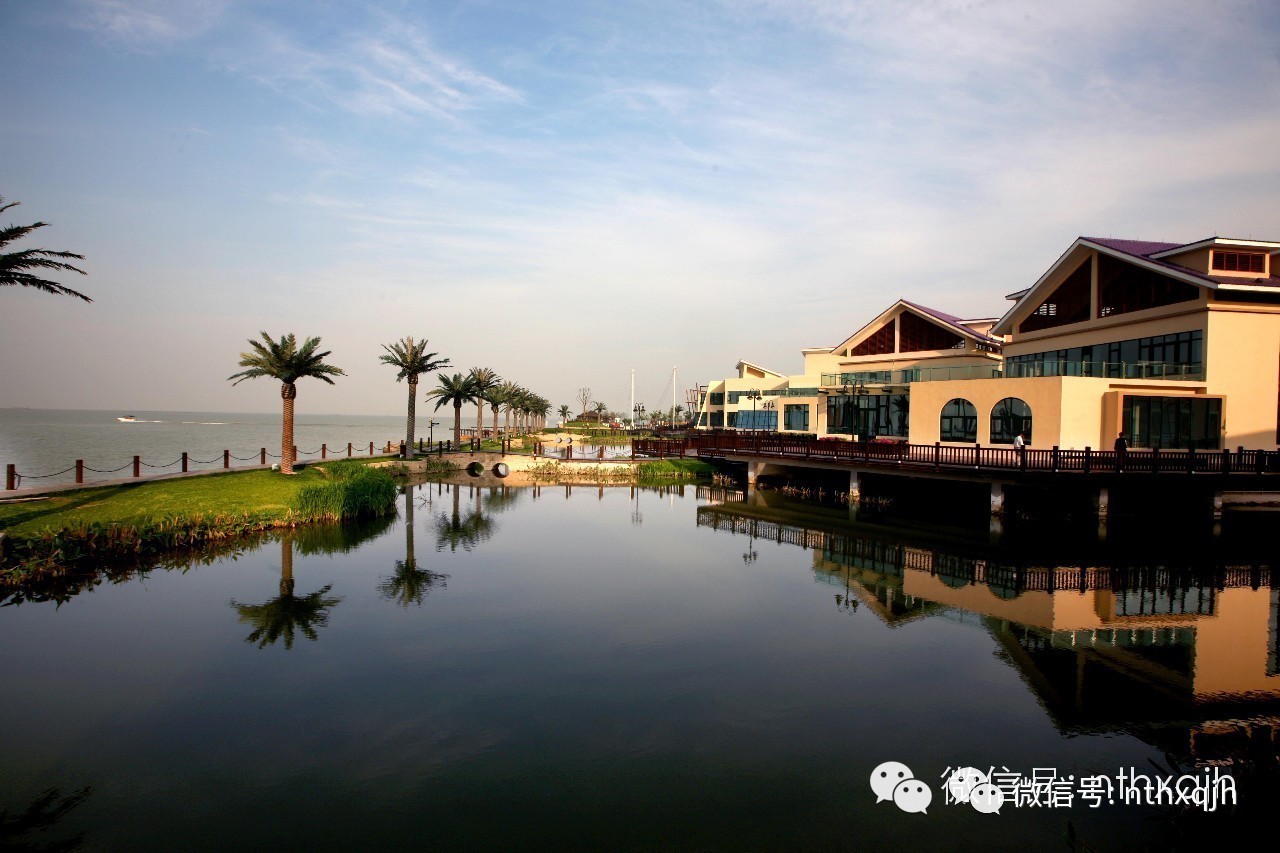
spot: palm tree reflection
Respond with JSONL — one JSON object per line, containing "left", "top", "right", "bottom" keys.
{"left": 380, "top": 485, "right": 448, "bottom": 607}
{"left": 230, "top": 534, "right": 342, "bottom": 649}
{"left": 433, "top": 484, "right": 496, "bottom": 553}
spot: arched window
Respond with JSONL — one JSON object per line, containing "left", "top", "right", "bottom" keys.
{"left": 991, "top": 398, "right": 1032, "bottom": 444}
{"left": 939, "top": 399, "right": 977, "bottom": 442}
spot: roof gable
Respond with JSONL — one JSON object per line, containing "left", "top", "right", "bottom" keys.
{"left": 830, "top": 299, "right": 1001, "bottom": 357}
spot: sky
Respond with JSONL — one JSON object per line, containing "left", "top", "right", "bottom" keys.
{"left": 3, "top": 0, "right": 1279, "bottom": 417}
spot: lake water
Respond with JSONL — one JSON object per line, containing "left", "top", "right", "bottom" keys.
{"left": 1, "top": 483, "right": 1274, "bottom": 849}
{"left": 0, "top": 408, "right": 486, "bottom": 487}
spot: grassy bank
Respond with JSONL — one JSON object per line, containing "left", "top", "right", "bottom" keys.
{"left": 0, "top": 460, "right": 400, "bottom": 582}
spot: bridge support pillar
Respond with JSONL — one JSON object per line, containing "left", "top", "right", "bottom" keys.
{"left": 848, "top": 471, "right": 861, "bottom": 521}
{"left": 747, "top": 461, "right": 760, "bottom": 490}
{"left": 1212, "top": 491, "right": 1224, "bottom": 538}
{"left": 989, "top": 482, "right": 1005, "bottom": 516}
{"left": 1095, "top": 487, "right": 1110, "bottom": 541}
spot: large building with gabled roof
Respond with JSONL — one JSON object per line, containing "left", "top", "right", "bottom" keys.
{"left": 695, "top": 235, "right": 1280, "bottom": 450}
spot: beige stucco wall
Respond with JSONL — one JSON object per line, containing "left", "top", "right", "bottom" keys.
{"left": 1205, "top": 306, "right": 1280, "bottom": 449}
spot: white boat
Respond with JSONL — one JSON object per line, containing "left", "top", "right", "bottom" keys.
{"left": 117, "top": 415, "right": 137, "bottom": 422}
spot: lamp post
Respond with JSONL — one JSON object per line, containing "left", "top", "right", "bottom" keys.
{"left": 633, "top": 404, "right": 645, "bottom": 434}
{"left": 763, "top": 399, "right": 776, "bottom": 432}
{"left": 428, "top": 419, "right": 439, "bottom": 447}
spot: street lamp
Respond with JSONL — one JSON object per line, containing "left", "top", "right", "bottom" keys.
{"left": 744, "top": 389, "right": 762, "bottom": 431}
{"left": 428, "top": 419, "right": 440, "bottom": 446}
{"left": 762, "top": 399, "right": 776, "bottom": 432}
{"left": 633, "top": 404, "right": 645, "bottom": 432}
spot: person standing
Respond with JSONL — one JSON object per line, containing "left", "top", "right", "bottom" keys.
{"left": 1013, "top": 432, "right": 1026, "bottom": 465}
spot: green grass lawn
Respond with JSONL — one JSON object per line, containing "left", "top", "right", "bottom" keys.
{"left": 0, "top": 462, "right": 386, "bottom": 538}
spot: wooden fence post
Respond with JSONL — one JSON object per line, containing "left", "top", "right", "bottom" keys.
{"left": 223, "top": 449, "right": 230, "bottom": 469}
{"left": 5, "top": 464, "right": 14, "bottom": 491}
{"left": 347, "top": 442, "right": 353, "bottom": 458}
{"left": 368, "top": 441, "right": 374, "bottom": 456}
{"left": 133, "top": 455, "right": 141, "bottom": 478}
{"left": 260, "top": 448, "right": 266, "bottom": 464}
{"left": 181, "top": 452, "right": 188, "bottom": 473}
{"left": 321, "top": 443, "right": 327, "bottom": 460}
{"left": 77, "top": 459, "right": 85, "bottom": 483}
{"left": 1083, "top": 447, "right": 1091, "bottom": 474}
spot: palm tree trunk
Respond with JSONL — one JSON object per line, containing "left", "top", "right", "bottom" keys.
{"left": 504, "top": 407, "right": 511, "bottom": 436}
{"left": 492, "top": 403, "right": 500, "bottom": 440}
{"left": 405, "top": 377, "right": 418, "bottom": 458}
{"left": 281, "top": 382, "right": 297, "bottom": 474}
{"left": 476, "top": 399, "right": 485, "bottom": 444}
{"left": 453, "top": 401, "right": 462, "bottom": 446}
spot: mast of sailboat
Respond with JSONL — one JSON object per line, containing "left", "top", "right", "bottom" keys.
{"left": 630, "top": 368, "right": 635, "bottom": 428}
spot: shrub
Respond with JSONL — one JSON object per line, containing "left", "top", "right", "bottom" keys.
{"left": 292, "top": 466, "right": 398, "bottom": 521}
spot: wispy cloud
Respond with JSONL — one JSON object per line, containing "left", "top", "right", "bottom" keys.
{"left": 225, "top": 21, "right": 522, "bottom": 123}
{"left": 73, "top": 0, "right": 229, "bottom": 49}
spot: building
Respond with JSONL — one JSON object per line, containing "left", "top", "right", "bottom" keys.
{"left": 695, "top": 236, "right": 1280, "bottom": 451}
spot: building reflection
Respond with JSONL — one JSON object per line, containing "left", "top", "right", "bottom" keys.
{"left": 697, "top": 501, "right": 1280, "bottom": 764}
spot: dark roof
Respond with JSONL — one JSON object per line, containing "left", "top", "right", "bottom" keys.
{"left": 1083, "top": 236, "right": 1280, "bottom": 289}
{"left": 900, "top": 299, "right": 1003, "bottom": 344}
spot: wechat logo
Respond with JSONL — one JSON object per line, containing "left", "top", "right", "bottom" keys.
{"left": 870, "top": 761, "right": 932, "bottom": 814}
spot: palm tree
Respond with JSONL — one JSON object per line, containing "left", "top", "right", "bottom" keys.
{"left": 427, "top": 372, "right": 476, "bottom": 447}
{"left": 675, "top": 403, "right": 685, "bottom": 425}
{"left": 469, "top": 367, "right": 501, "bottom": 443}
{"left": 380, "top": 336, "right": 450, "bottom": 458}
{"left": 0, "top": 196, "right": 90, "bottom": 301}
{"left": 593, "top": 401, "right": 608, "bottom": 424}
{"left": 230, "top": 535, "right": 343, "bottom": 649}
{"left": 497, "top": 380, "right": 522, "bottom": 436}
{"left": 533, "top": 397, "right": 552, "bottom": 432}
{"left": 229, "top": 332, "right": 345, "bottom": 474}
{"left": 558, "top": 404, "right": 571, "bottom": 425}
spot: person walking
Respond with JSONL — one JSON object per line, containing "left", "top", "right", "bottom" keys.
{"left": 1013, "top": 432, "right": 1026, "bottom": 466}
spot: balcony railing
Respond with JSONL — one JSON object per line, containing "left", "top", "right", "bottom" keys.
{"left": 817, "top": 361, "right": 1203, "bottom": 388}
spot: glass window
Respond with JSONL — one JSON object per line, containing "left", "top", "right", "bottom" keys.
{"left": 709, "top": 392, "right": 724, "bottom": 405}
{"left": 1123, "top": 396, "right": 1221, "bottom": 449}
{"left": 940, "top": 399, "right": 977, "bottom": 443}
{"left": 736, "top": 410, "right": 777, "bottom": 431}
{"left": 783, "top": 404, "right": 810, "bottom": 431}
{"left": 991, "top": 398, "right": 1032, "bottom": 444}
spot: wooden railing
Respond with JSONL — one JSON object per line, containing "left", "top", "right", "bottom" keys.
{"left": 634, "top": 432, "right": 1280, "bottom": 476}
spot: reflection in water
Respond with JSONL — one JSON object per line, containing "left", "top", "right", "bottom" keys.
{"left": 431, "top": 484, "right": 495, "bottom": 553}
{"left": 229, "top": 535, "right": 342, "bottom": 649}
{"left": 699, "top": 499, "right": 1280, "bottom": 769}
{"left": 0, "top": 786, "right": 91, "bottom": 852}
{"left": 380, "top": 485, "right": 447, "bottom": 607}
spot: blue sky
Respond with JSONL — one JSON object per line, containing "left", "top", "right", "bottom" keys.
{"left": 3, "top": 0, "right": 1279, "bottom": 416}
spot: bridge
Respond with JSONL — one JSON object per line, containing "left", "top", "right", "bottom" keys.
{"left": 637, "top": 432, "right": 1280, "bottom": 521}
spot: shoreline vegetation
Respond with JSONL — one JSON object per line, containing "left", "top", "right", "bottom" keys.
{"left": 0, "top": 435, "right": 713, "bottom": 590}
{"left": 0, "top": 459, "right": 399, "bottom": 587}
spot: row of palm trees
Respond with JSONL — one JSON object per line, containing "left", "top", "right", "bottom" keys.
{"left": 229, "top": 331, "right": 553, "bottom": 473}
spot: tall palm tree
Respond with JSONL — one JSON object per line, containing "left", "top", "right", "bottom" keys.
{"left": 469, "top": 367, "right": 501, "bottom": 443}
{"left": 427, "top": 372, "right": 476, "bottom": 447}
{"left": 497, "top": 380, "right": 522, "bottom": 436}
{"left": 535, "top": 398, "right": 552, "bottom": 432}
{"left": 558, "top": 404, "right": 571, "bottom": 425}
{"left": 229, "top": 332, "right": 345, "bottom": 474}
{"left": 593, "top": 401, "right": 608, "bottom": 424}
{"left": 0, "top": 196, "right": 90, "bottom": 301}
{"left": 488, "top": 384, "right": 506, "bottom": 440}
{"left": 380, "top": 336, "right": 450, "bottom": 458}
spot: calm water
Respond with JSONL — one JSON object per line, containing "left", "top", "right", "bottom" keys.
{"left": 0, "top": 408, "right": 485, "bottom": 486}
{"left": 2, "top": 484, "right": 1276, "bottom": 850}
